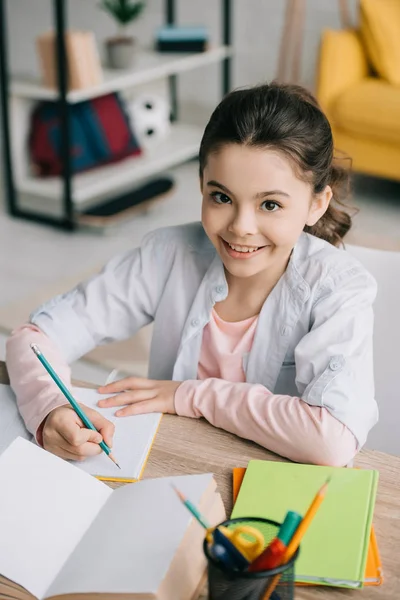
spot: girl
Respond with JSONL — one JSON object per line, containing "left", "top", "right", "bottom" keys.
{"left": 6, "top": 82, "right": 377, "bottom": 467}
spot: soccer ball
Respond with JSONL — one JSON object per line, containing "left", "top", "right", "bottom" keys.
{"left": 128, "top": 93, "right": 171, "bottom": 148}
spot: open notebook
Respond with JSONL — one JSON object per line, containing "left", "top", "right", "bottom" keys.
{"left": 231, "top": 460, "right": 379, "bottom": 589}
{"left": 0, "top": 437, "right": 225, "bottom": 600}
{"left": 0, "top": 383, "right": 161, "bottom": 482}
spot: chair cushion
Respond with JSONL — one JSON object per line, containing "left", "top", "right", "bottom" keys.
{"left": 332, "top": 78, "right": 400, "bottom": 145}
{"left": 360, "top": 0, "right": 400, "bottom": 85}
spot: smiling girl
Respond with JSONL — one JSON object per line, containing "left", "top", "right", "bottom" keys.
{"left": 6, "top": 83, "right": 377, "bottom": 467}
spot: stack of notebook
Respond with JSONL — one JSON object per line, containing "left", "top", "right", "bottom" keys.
{"left": 231, "top": 461, "right": 382, "bottom": 588}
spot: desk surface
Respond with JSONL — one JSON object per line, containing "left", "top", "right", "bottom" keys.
{"left": 1, "top": 361, "right": 399, "bottom": 598}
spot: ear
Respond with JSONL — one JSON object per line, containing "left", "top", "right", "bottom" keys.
{"left": 306, "top": 186, "right": 333, "bottom": 226}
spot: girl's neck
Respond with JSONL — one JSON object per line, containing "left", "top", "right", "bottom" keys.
{"left": 217, "top": 255, "right": 290, "bottom": 322}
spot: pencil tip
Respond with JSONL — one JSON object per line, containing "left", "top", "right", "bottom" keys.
{"left": 171, "top": 484, "right": 184, "bottom": 500}
{"left": 109, "top": 453, "right": 121, "bottom": 469}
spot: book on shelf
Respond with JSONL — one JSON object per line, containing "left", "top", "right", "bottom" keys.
{"left": 36, "top": 30, "right": 103, "bottom": 91}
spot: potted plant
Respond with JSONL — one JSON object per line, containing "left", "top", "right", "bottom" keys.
{"left": 100, "top": 0, "right": 145, "bottom": 69}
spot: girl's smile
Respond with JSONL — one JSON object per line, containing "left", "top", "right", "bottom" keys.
{"left": 221, "top": 238, "right": 270, "bottom": 260}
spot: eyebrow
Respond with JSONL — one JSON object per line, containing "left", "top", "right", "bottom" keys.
{"left": 207, "top": 180, "right": 290, "bottom": 199}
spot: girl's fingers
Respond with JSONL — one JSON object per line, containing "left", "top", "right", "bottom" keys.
{"left": 115, "top": 399, "right": 166, "bottom": 417}
{"left": 98, "top": 377, "right": 155, "bottom": 394}
{"left": 54, "top": 432, "right": 103, "bottom": 460}
{"left": 98, "top": 388, "right": 157, "bottom": 408}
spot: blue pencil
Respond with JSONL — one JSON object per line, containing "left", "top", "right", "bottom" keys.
{"left": 30, "top": 343, "right": 120, "bottom": 469}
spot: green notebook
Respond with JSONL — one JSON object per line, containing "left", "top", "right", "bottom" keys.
{"left": 231, "top": 460, "right": 379, "bottom": 588}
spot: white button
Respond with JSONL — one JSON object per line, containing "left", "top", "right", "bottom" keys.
{"left": 215, "top": 285, "right": 225, "bottom": 294}
{"left": 191, "top": 318, "right": 200, "bottom": 327}
{"left": 329, "top": 358, "right": 342, "bottom": 371}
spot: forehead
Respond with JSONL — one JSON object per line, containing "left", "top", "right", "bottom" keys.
{"left": 205, "top": 144, "right": 304, "bottom": 190}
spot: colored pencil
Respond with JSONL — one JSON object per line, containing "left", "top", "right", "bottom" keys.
{"left": 171, "top": 484, "right": 210, "bottom": 529}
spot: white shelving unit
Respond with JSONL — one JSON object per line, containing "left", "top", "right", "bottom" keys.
{"left": 12, "top": 46, "right": 232, "bottom": 103}
{"left": 10, "top": 46, "right": 233, "bottom": 207}
{"left": 0, "top": 0, "right": 233, "bottom": 229}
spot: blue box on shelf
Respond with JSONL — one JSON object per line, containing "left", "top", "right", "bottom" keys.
{"left": 155, "top": 25, "right": 208, "bottom": 52}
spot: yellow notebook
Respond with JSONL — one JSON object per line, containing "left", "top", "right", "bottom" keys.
{"left": 232, "top": 466, "right": 383, "bottom": 587}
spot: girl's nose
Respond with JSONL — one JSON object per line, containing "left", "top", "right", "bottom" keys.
{"left": 228, "top": 207, "right": 259, "bottom": 238}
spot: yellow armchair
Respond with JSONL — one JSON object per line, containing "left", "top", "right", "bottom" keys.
{"left": 317, "top": 28, "right": 400, "bottom": 182}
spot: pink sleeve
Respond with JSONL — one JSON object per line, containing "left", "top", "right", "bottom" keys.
{"left": 174, "top": 379, "right": 357, "bottom": 467}
{"left": 6, "top": 324, "right": 71, "bottom": 443}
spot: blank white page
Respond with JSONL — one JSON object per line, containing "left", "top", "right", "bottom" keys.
{"left": 70, "top": 387, "right": 161, "bottom": 480}
{"left": 46, "top": 474, "right": 213, "bottom": 597}
{"left": 0, "top": 438, "right": 112, "bottom": 600}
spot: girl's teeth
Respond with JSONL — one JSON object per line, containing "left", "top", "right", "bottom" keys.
{"left": 228, "top": 243, "right": 259, "bottom": 253}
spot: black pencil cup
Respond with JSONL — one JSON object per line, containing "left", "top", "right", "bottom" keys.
{"left": 204, "top": 517, "right": 299, "bottom": 600}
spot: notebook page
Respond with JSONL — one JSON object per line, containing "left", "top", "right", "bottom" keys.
{"left": 70, "top": 387, "right": 161, "bottom": 480}
{"left": 46, "top": 474, "right": 213, "bottom": 597}
{"left": 0, "top": 438, "right": 112, "bottom": 600}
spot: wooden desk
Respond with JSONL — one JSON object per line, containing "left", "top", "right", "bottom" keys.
{"left": 1, "top": 362, "right": 399, "bottom": 598}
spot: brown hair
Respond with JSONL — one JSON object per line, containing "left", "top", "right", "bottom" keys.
{"left": 199, "top": 82, "right": 353, "bottom": 246}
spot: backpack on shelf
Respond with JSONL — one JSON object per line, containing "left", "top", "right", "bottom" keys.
{"left": 29, "top": 92, "right": 142, "bottom": 177}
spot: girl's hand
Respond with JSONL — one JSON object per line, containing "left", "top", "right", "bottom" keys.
{"left": 41, "top": 404, "right": 115, "bottom": 461}
{"left": 97, "top": 377, "right": 182, "bottom": 416}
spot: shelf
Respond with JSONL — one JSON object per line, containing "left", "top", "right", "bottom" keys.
{"left": 16, "top": 122, "right": 202, "bottom": 205}
{"left": 11, "top": 45, "right": 232, "bottom": 103}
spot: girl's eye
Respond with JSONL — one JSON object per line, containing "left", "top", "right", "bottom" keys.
{"left": 261, "top": 200, "right": 280, "bottom": 212}
{"left": 210, "top": 191, "right": 231, "bottom": 204}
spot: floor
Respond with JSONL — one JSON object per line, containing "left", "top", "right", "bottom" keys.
{"left": 1, "top": 161, "right": 400, "bottom": 446}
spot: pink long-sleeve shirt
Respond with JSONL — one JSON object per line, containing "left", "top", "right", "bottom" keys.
{"left": 6, "top": 310, "right": 356, "bottom": 466}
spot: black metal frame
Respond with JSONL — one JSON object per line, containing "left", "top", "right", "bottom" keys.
{"left": 0, "top": 0, "right": 232, "bottom": 231}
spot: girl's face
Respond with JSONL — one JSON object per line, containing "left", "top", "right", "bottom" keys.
{"left": 201, "top": 144, "right": 332, "bottom": 281}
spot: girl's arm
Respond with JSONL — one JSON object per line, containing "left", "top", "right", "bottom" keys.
{"left": 6, "top": 229, "right": 169, "bottom": 440}
{"left": 174, "top": 267, "right": 377, "bottom": 467}
{"left": 174, "top": 380, "right": 356, "bottom": 467}
{"left": 6, "top": 324, "right": 70, "bottom": 442}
